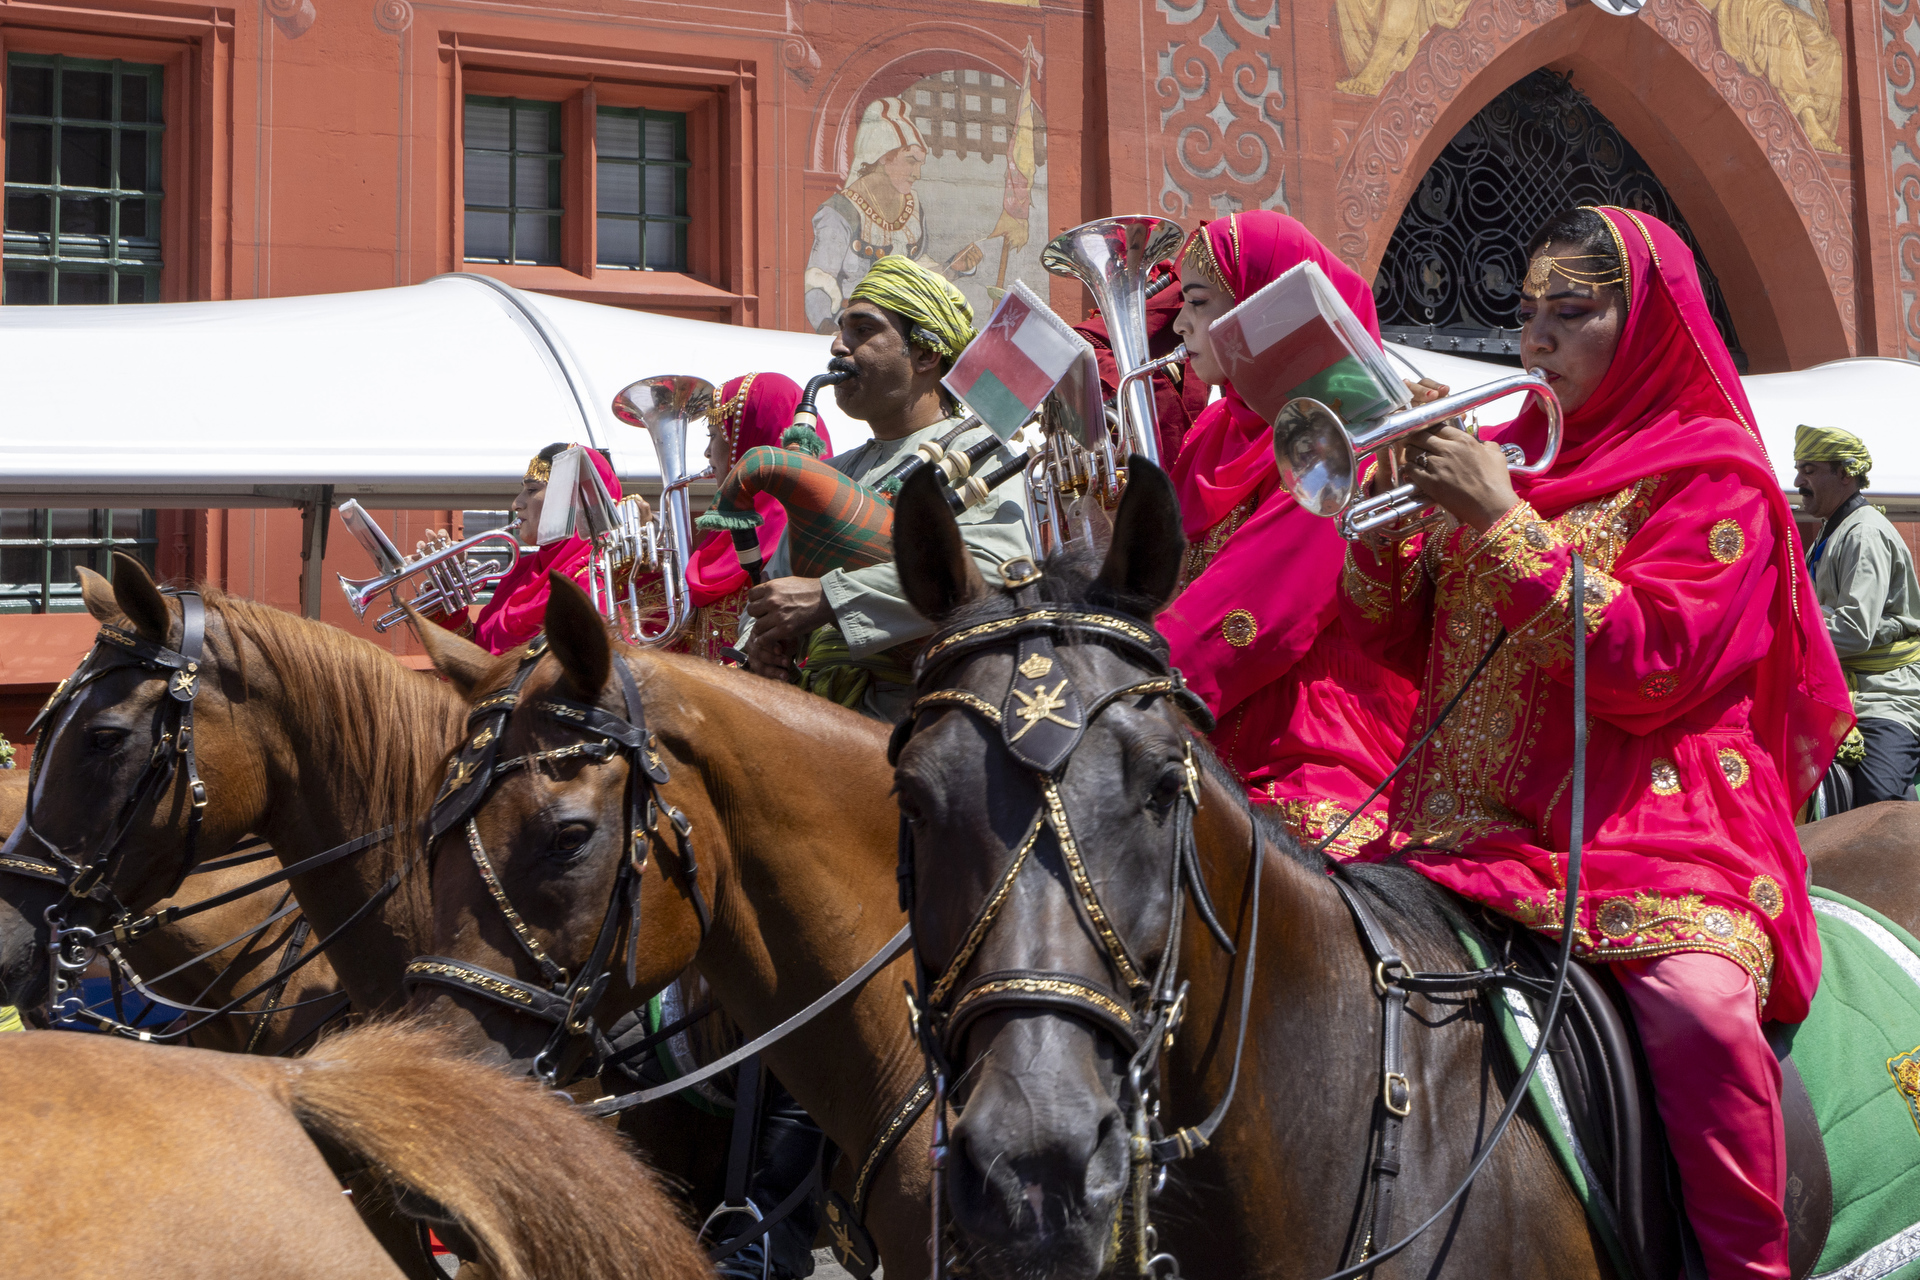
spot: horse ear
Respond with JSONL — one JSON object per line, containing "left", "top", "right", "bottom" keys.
{"left": 893, "top": 464, "right": 986, "bottom": 622}
{"left": 1093, "top": 456, "right": 1186, "bottom": 617}
{"left": 109, "top": 551, "right": 171, "bottom": 642}
{"left": 407, "top": 604, "right": 496, "bottom": 696}
{"left": 78, "top": 566, "right": 120, "bottom": 623}
{"left": 545, "top": 572, "right": 612, "bottom": 695}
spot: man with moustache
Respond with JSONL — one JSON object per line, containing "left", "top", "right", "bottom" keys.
{"left": 741, "top": 254, "right": 1031, "bottom": 723}
{"left": 1796, "top": 425, "right": 1920, "bottom": 807}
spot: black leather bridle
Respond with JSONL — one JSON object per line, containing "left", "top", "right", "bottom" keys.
{"left": 4, "top": 590, "right": 393, "bottom": 1041}
{"left": 403, "top": 639, "right": 713, "bottom": 1085}
{"left": 887, "top": 575, "right": 1261, "bottom": 1278}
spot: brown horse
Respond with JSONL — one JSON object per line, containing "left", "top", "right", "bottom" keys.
{"left": 2, "top": 758, "right": 344, "bottom": 1054}
{"left": 1, "top": 1019, "right": 713, "bottom": 1280}
{"left": 0, "top": 558, "right": 723, "bottom": 1272}
{"left": 407, "top": 579, "right": 934, "bottom": 1277}
{"left": 1799, "top": 800, "right": 1920, "bottom": 929}
{"left": 883, "top": 461, "right": 1920, "bottom": 1280}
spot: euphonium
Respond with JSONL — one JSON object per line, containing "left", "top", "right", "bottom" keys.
{"left": 335, "top": 499, "right": 521, "bottom": 633}
{"left": 1271, "top": 369, "right": 1564, "bottom": 541}
{"left": 609, "top": 374, "right": 716, "bottom": 648}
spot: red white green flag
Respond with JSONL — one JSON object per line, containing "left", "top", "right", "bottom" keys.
{"left": 944, "top": 280, "right": 1089, "bottom": 439}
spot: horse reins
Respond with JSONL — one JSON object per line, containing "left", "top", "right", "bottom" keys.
{"left": 2, "top": 591, "right": 404, "bottom": 1044}
{"left": 888, "top": 577, "right": 1257, "bottom": 1279}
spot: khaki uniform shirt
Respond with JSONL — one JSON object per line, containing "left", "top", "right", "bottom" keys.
{"left": 1811, "top": 499, "right": 1920, "bottom": 737}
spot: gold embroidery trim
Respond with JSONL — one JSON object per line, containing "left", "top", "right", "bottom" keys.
{"left": 925, "top": 808, "right": 1043, "bottom": 1009}
{"left": 1182, "top": 227, "right": 1236, "bottom": 302}
{"left": 1222, "top": 609, "right": 1258, "bottom": 648}
{"left": 1640, "top": 671, "right": 1678, "bottom": 701}
{"left": 1718, "top": 748, "right": 1750, "bottom": 789}
{"left": 1708, "top": 519, "right": 1745, "bottom": 564}
{"left": 404, "top": 960, "right": 536, "bottom": 1006}
{"left": 1513, "top": 888, "right": 1775, "bottom": 1008}
{"left": 951, "top": 976, "right": 1134, "bottom": 1029}
{"left": 1748, "top": 874, "right": 1784, "bottom": 920}
{"left": 1888, "top": 1045, "right": 1920, "bottom": 1138}
{"left": 1343, "top": 545, "right": 1396, "bottom": 625}
{"left": 1275, "top": 796, "right": 1384, "bottom": 855}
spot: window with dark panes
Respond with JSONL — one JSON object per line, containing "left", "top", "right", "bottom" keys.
{"left": 595, "top": 108, "right": 688, "bottom": 272}
{"left": 3, "top": 54, "right": 164, "bottom": 305}
{"left": 463, "top": 96, "right": 562, "bottom": 266}
{"left": 0, "top": 509, "right": 158, "bottom": 613}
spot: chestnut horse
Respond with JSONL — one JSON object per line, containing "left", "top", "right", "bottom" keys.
{"left": 2, "top": 756, "right": 344, "bottom": 1054}
{"left": 1, "top": 1019, "right": 712, "bottom": 1280}
{"left": 405, "top": 578, "right": 933, "bottom": 1277}
{"left": 883, "top": 461, "right": 1920, "bottom": 1280}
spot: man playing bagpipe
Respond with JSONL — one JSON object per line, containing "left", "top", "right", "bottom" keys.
{"left": 737, "top": 255, "right": 1033, "bottom": 723}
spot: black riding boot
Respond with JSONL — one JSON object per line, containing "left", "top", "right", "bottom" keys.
{"left": 716, "top": 1077, "right": 823, "bottom": 1280}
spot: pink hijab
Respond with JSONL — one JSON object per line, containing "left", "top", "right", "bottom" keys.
{"left": 469, "top": 444, "right": 621, "bottom": 656}
{"left": 1489, "top": 207, "right": 1851, "bottom": 804}
{"left": 1170, "top": 211, "right": 1384, "bottom": 536}
{"left": 684, "top": 373, "right": 830, "bottom": 606}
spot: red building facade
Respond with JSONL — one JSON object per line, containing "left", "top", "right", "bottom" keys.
{"left": 0, "top": 0, "right": 1911, "bottom": 745}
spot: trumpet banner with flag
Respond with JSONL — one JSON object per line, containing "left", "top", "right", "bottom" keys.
{"left": 943, "top": 280, "right": 1089, "bottom": 439}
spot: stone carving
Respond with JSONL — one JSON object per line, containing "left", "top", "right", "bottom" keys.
{"left": 265, "top": 0, "right": 316, "bottom": 39}
{"left": 1879, "top": 0, "right": 1920, "bottom": 356}
{"left": 1150, "top": 0, "right": 1289, "bottom": 219}
{"left": 783, "top": 0, "right": 821, "bottom": 86}
{"left": 372, "top": 0, "right": 413, "bottom": 33}
{"left": 1331, "top": 0, "right": 1853, "bottom": 337}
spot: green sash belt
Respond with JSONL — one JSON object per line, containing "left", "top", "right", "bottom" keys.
{"left": 1843, "top": 635, "right": 1920, "bottom": 677}
{"left": 799, "top": 625, "right": 919, "bottom": 712}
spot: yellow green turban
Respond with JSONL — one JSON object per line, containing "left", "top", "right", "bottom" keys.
{"left": 1794, "top": 425, "right": 1872, "bottom": 479}
{"left": 848, "top": 255, "right": 976, "bottom": 362}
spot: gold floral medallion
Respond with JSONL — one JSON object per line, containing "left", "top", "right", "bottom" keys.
{"left": 1708, "top": 519, "right": 1746, "bottom": 564}
{"left": 1890, "top": 1046, "right": 1920, "bottom": 1137}
{"left": 1719, "top": 748, "right": 1751, "bottom": 789}
{"left": 1749, "top": 874, "right": 1785, "bottom": 919}
{"left": 1221, "top": 609, "right": 1258, "bottom": 649}
{"left": 1650, "top": 758, "right": 1682, "bottom": 796}
{"left": 1597, "top": 897, "right": 1639, "bottom": 939}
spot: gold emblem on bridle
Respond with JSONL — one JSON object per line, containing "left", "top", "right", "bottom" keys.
{"left": 1017, "top": 653, "right": 1054, "bottom": 680}
{"left": 1008, "top": 678, "right": 1080, "bottom": 742}
{"left": 170, "top": 668, "right": 198, "bottom": 697}
{"left": 470, "top": 727, "right": 495, "bottom": 752}
{"left": 441, "top": 756, "right": 476, "bottom": 796}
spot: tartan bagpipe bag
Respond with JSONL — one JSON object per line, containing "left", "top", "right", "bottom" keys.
{"left": 694, "top": 445, "right": 895, "bottom": 580}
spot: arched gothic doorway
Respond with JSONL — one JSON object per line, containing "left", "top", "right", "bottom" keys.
{"left": 1373, "top": 69, "right": 1747, "bottom": 370}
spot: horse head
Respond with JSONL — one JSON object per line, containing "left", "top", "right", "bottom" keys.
{"left": 404, "top": 575, "right": 719, "bottom": 1081}
{"left": 890, "top": 460, "right": 1204, "bottom": 1279}
{"left": 0, "top": 555, "right": 269, "bottom": 1009}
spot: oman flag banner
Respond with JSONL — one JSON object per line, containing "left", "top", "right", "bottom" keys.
{"left": 944, "top": 280, "right": 1090, "bottom": 439}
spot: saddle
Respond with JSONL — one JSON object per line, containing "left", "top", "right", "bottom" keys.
{"left": 1497, "top": 925, "right": 1832, "bottom": 1280}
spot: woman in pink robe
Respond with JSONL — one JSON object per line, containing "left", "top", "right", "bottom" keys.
{"left": 1160, "top": 211, "right": 1419, "bottom": 854}
{"left": 1341, "top": 206, "right": 1851, "bottom": 1277}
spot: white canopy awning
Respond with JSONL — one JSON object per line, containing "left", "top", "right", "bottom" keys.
{"left": 1, "top": 277, "right": 1914, "bottom": 507}
{"left": 0, "top": 274, "right": 862, "bottom": 509}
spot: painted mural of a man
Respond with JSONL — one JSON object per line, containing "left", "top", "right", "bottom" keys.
{"left": 803, "top": 97, "right": 983, "bottom": 332}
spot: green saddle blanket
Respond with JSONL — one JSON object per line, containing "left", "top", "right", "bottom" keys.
{"left": 1471, "top": 887, "right": 1920, "bottom": 1280}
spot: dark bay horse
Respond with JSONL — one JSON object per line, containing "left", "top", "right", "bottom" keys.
{"left": 2, "top": 1019, "right": 713, "bottom": 1280}
{"left": 406, "top": 579, "right": 935, "bottom": 1277}
{"left": 883, "top": 461, "right": 1920, "bottom": 1280}
{"left": 2, "top": 718, "right": 344, "bottom": 1055}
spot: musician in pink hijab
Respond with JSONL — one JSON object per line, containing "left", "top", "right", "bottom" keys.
{"left": 1160, "top": 210, "right": 1420, "bottom": 855}
{"left": 1341, "top": 207, "right": 1852, "bottom": 1277}
{"left": 433, "top": 442, "right": 621, "bottom": 655}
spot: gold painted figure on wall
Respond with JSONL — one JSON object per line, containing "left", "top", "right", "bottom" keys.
{"left": 1333, "top": 0, "right": 1471, "bottom": 97}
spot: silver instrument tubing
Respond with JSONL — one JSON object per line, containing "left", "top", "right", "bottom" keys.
{"left": 611, "top": 374, "right": 717, "bottom": 648}
{"left": 337, "top": 520, "right": 523, "bottom": 633}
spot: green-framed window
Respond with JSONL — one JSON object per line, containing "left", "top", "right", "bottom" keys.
{"left": 463, "top": 96, "right": 562, "bottom": 266}
{"left": 0, "top": 509, "right": 158, "bottom": 613}
{"left": 3, "top": 54, "right": 164, "bottom": 305}
{"left": 595, "top": 107, "right": 688, "bottom": 272}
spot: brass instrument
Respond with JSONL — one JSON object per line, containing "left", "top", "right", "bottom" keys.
{"left": 608, "top": 375, "right": 716, "bottom": 648}
{"left": 1271, "top": 369, "right": 1564, "bottom": 541}
{"left": 335, "top": 499, "right": 521, "bottom": 633}
{"left": 1026, "top": 215, "right": 1187, "bottom": 557}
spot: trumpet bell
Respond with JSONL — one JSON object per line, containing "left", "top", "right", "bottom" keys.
{"left": 1270, "top": 398, "right": 1357, "bottom": 518}
{"left": 613, "top": 374, "right": 714, "bottom": 489}
{"left": 606, "top": 373, "right": 716, "bottom": 649}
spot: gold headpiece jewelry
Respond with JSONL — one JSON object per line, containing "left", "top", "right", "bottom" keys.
{"left": 1182, "top": 228, "right": 1237, "bottom": 303}
{"left": 1522, "top": 251, "right": 1625, "bottom": 299}
{"left": 524, "top": 455, "right": 552, "bottom": 484}
{"left": 717, "top": 373, "right": 758, "bottom": 465}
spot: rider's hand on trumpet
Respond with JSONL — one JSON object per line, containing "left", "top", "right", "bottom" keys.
{"left": 410, "top": 529, "right": 463, "bottom": 621}
{"left": 1400, "top": 423, "right": 1519, "bottom": 534}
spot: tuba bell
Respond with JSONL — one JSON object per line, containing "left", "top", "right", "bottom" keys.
{"left": 609, "top": 375, "right": 717, "bottom": 648}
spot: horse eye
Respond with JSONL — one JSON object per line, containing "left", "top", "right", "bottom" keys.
{"left": 551, "top": 821, "right": 594, "bottom": 856}
{"left": 1145, "top": 765, "right": 1184, "bottom": 815}
{"left": 89, "top": 728, "right": 129, "bottom": 754}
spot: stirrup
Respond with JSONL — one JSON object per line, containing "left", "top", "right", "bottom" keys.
{"left": 699, "top": 1201, "right": 771, "bottom": 1280}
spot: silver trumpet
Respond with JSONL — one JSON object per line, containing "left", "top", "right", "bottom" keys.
{"left": 1027, "top": 215, "right": 1187, "bottom": 557}
{"left": 336, "top": 499, "right": 522, "bottom": 632}
{"left": 1271, "top": 369, "right": 1564, "bottom": 541}
{"left": 609, "top": 374, "right": 716, "bottom": 648}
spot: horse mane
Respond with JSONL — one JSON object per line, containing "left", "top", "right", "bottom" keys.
{"left": 935, "top": 543, "right": 1476, "bottom": 966}
{"left": 199, "top": 588, "right": 465, "bottom": 853}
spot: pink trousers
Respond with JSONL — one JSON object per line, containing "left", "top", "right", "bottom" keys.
{"left": 1614, "top": 951, "right": 1789, "bottom": 1280}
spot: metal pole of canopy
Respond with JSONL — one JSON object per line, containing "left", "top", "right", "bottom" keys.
{"left": 298, "top": 486, "right": 334, "bottom": 620}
